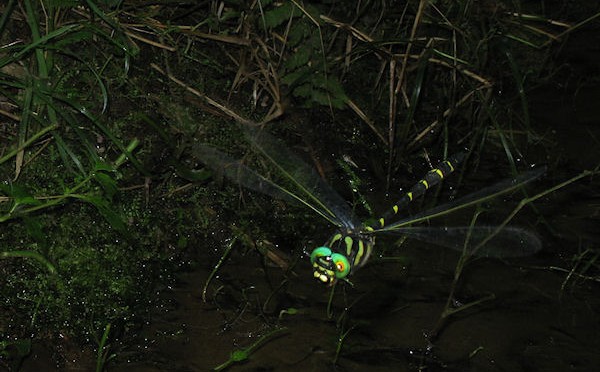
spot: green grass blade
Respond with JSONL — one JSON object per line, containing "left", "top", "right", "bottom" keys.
{"left": 0, "top": 0, "right": 17, "bottom": 36}
{"left": 0, "top": 124, "right": 57, "bottom": 166}
{"left": 0, "top": 250, "right": 57, "bottom": 274}
{"left": 73, "top": 194, "right": 129, "bottom": 236}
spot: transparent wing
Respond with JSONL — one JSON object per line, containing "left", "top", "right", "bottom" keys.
{"left": 394, "top": 226, "right": 542, "bottom": 258}
{"left": 245, "top": 128, "right": 359, "bottom": 229}
{"left": 189, "top": 134, "right": 358, "bottom": 229}
{"left": 189, "top": 144, "right": 298, "bottom": 203}
{"left": 376, "top": 166, "right": 546, "bottom": 232}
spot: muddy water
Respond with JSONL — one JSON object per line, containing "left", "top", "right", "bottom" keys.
{"left": 107, "top": 221, "right": 600, "bottom": 371}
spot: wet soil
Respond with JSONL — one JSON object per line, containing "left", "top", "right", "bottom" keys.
{"left": 104, "top": 235, "right": 600, "bottom": 371}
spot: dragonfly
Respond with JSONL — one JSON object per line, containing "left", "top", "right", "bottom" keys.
{"left": 190, "top": 128, "right": 544, "bottom": 285}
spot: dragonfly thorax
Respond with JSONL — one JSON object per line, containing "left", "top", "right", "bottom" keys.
{"left": 310, "top": 230, "right": 375, "bottom": 285}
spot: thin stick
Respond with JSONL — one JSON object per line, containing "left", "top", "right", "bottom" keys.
{"left": 202, "top": 237, "right": 237, "bottom": 302}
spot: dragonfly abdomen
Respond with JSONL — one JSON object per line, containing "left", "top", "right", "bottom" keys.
{"left": 373, "top": 152, "right": 466, "bottom": 229}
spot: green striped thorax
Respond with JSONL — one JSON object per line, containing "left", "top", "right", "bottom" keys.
{"left": 310, "top": 230, "right": 374, "bottom": 285}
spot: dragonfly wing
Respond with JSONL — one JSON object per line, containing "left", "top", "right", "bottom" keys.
{"left": 394, "top": 226, "right": 542, "bottom": 258}
{"left": 189, "top": 144, "right": 294, "bottom": 200}
{"left": 189, "top": 142, "right": 355, "bottom": 228}
{"left": 246, "top": 128, "right": 359, "bottom": 229}
{"left": 378, "top": 167, "right": 546, "bottom": 231}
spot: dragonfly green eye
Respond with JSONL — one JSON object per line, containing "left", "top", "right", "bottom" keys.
{"left": 330, "top": 253, "right": 350, "bottom": 278}
{"left": 310, "top": 247, "right": 332, "bottom": 264}
{"left": 310, "top": 247, "right": 350, "bottom": 284}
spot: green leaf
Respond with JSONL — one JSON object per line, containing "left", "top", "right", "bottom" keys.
{"left": 308, "top": 89, "right": 330, "bottom": 106}
{"left": 280, "top": 66, "right": 311, "bottom": 86}
{"left": 0, "top": 24, "right": 79, "bottom": 69}
{"left": 93, "top": 171, "right": 118, "bottom": 200}
{"left": 94, "top": 161, "right": 116, "bottom": 173}
{"left": 231, "top": 350, "right": 248, "bottom": 362}
{"left": 0, "top": 183, "right": 41, "bottom": 206}
{"left": 292, "top": 82, "right": 313, "bottom": 98}
{"left": 263, "top": 2, "right": 295, "bottom": 28}
{"left": 0, "top": 250, "right": 56, "bottom": 274}
{"left": 284, "top": 44, "right": 312, "bottom": 70}
{"left": 287, "top": 21, "right": 309, "bottom": 46}
{"left": 23, "top": 216, "right": 48, "bottom": 248}
{"left": 76, "top": 194, "right": 128, "bottom": 235}
{"left": 52, "top": 29, "right": 94, "bottom": 48}
{"left": 324, "top": 78, "right": 348, "bottom": 108}
{"left": 51, "top": 0, "right": 81, "bottom": 7}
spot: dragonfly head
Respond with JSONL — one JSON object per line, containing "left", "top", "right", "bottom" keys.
{"left": 310, "top": 247, "right": 350, "bottom": 285}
